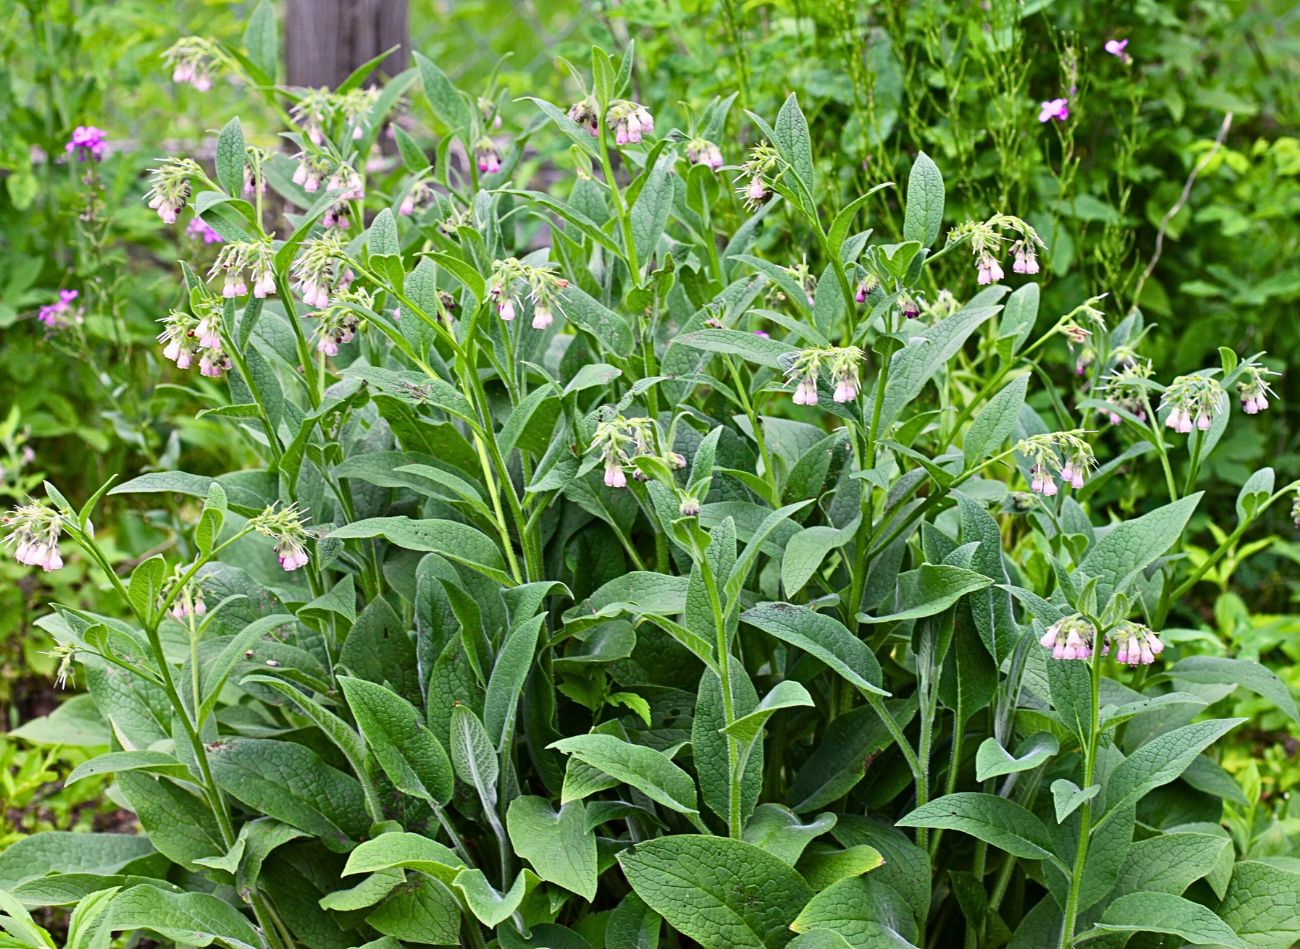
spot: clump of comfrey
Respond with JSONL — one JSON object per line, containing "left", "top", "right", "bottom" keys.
{"left": 947, "top": 214, "right": 1046, "bottom": 285}
{"left": 250, "top": 504, "right": 312, "bottom": 572}
{"left": 1160, "top": 374, "right": 1225, "bottom": 434}
{"left": 488, "top": 258, "right": 568, "bottom": 330}
{"left": 145, "top": 158, "right": 200, "bottom": 224}
{"left": 3, "top": 501, "right": 65, "bottom": 572}
{"left": 783, "top": 347, "right": 865, "bottom": 406}
{"left": 1038, "top": 614, "right": 1102, "bottom": 661}
{"left": 1112, "top": 621, "right": 1165, "bottom": 665}
{"left": 1016, "top": 431, "right": 1096, "bottom": 495}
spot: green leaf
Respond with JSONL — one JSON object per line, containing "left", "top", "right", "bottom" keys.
{"left": 215, "top": 118, "right": 245, "bottom": 198}
{"left": 558, "top": 282, "right": 634, "bottom": 353}
{"left": 550, "top": 733, "right": 698, "bottom": 815}
{"left": 107, "top": 885, "right": 261, "bottom": 949}
{"left": 1111, "top": 832, "right": 1232, "bottom": 897}
{"left": 1236, "top": 467, "right": 1274, "bottom": 524}
{"left": 790, "top": 877, "right": 920, "bottom": 948}
{"left": 366, "top": 207, "right": 401, "bottom": 257}
{"left": 1078, "top": 494, "right": 1202, "bottom": 601}
{"left": 0, "top": 833, "right": 154, "bottom": 889}
{"left": 725, "top": 680, "right": 814, "bottom": 747}
{"left": 452, "top": 868, "right": 526, "bottom": 928}
{"left": 1166, "top": 656, "right": 1300, "bottom": 725}
{"left": 632, "top": 152, "right": 675, "bottom": 262}
{"left": 743, "top": 603, "right": 888, "bottom": 696}
{"left": 674, "top": 328, "right": 796, "bottom": 370}
{"left": 506, "top": 797, "right": 597, "bottom": 900}
{"left": 903, "top": 151, "right": 944, "bottom": 248}
{"left": 65, "top": 750, "right": 190, "bottom": 787}
{"left": 782, "top": 521, "right": 858, "bottom": 597}
{"left": 897, "top": 793, "right": 1056, "bottom": 862}
{"left": 963, "top": 374, "right": 1028, "bottom": 469}
{"left": 1049, "top": 779, "right": 1099, "bottom": 823}
{"left": 339, "top": 676, "right": 454, "bottom": 806}
{"left": 127, "top": 555, "right": 167, "bottom": 626}
{"left": 241, "top": 0, "right": 278, "bottom": 79}
{"left": 798, "top": 845, "right": 886, "bottom": 892}
{"left": 743, "top": 804, "right": 836, "bottom": 866}
{"left": 483, "top": 614, "right": 544, "bottom": 748}
{"left": 619, "top": 835, "right": 813, "bottom": 949}
{"left": 1215, "top": 860, "right": 1300, "bottom": 949}
{"left": 366, "top": 876, "right": 462, "bottom": 945}
{"left": 975, "top": 732, "right": 1058, "bottom": 782}
{"left": 1103, "top": 718, "right": 1245, "bottom": 817}
{"left": 344, "top": 832, "right": 464, "bottom": 886}
{"left": 1091, "top": 891, "right": 1243, "bottom": 947}
{"left": 857, "top": 564, "right": 993, "bottom": 624}
{"left": 449, "top": 705, "right": 498, "bottom": 806}
{"left": 326, "top": 517, "right": 510, "bottom": 585}
{"left": 773, "top": 93, "right": 816, "bottom": 201}
{"left": 414, "top": 52, "right": 469, "bottom": 131}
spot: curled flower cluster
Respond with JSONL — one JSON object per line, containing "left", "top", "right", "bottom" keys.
{"left": 163, "top": 569, "right": 207, "bottom": 622}
{"left": 686, "top": 138, "right": 724, "bottom": 171}
{"left": 736, "top": 142, "right": 780, "bottom": 211}
{"left": 784, "top": 347, "right": 865, "bottom": 406}
{"left": 590, "top": 416, "right": 679, "bottom": 489}
{"left": 38, "top": 290, "right": 82, "bottom": 330}
{"left": 250, "top": 504, "right": 312, "bottom": 572}
{"left": 291, "top": 233, "right": 348, "bottom": 309}
{"left": 291, "top": 88, "right": 334, "bottom": 145}
{"left": 145, "top": 158, "right": 199, "bottom": 224}
{"left": 1112, "top": 621, "right": 1165, "bottom": 666}
{"left": 475, "top": 139, "right": 502, "bottom": 175}
{"left": 1161, "top": 374, "right": 1225, "bottom": 434}
{"left": 854, "top": 275, "right": 879, "bottom": 304}
{"left": 164, "top": 37, "right": 222, "bottom": 91}
{"left": 336, "top": 88, "right": 379, "bottom": 141}
{"left": 1100, "top": 357, "right": 1155, "bottom": 424}
{"left": 310, "top": 287, "right": 370, "bottom": 357}
{"left": 1237, "top": 364, "right": 1278, "bottom": 415}
{"left": 158, "top": 305, "right": 230, "bottom": 378}
{"left": 567, "top": 97, "right": 600, "bottom": 137}
{"left": 1038, "top": 615, "right": 1101, "bottom": 660}
{"left": 3, "top": 502, "right": 65, "bottom": 572}
{"left": 66, "top": 125, "right": 107, "bottom": 162}
{"left": 1017, "top": 431, "right": 1096, "bottom": 496}
{"left": 605, "top": 100, "right": 654, "bottom": 145}
{"left": 210, "top": 240, "right": 277, "bottom": 299}
{"left": 899, "top": 293, "right": 921, "bottom": 320}
{"left": 948, "top": 214, "right": 1045, "bottom": 286}
{"left": 488, "top": 258, "right": 568, "bottom": 330}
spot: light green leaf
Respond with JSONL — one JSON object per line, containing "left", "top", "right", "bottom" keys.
{"left": 506, "top": 797, "right": 597, "bottom": 901}
{"left": 326, "top": 517, "right": 509, "bottom": 585}
{"left": 414, "top": 52, "right": 469, "bottom": 130}
{"left": 215, "top": 118, "right": 245, "bottom": 198}
{"left": 857, "top": 564, "right": 993, "bottom": 624}
{"left": 1111, "top": 832, "right": 1232, "bottom": 897}
{"left": 782, "top": 520, "right": 858, "bottom": 597}
{"left": 449, "top": 705, "right": 498, "bottom": 807}
{"left": 1091, "top": 891, "right": 1243, "bottom": 946}
{"left": 724, "top": 681, "right": 814, "bottom": 745}
{"left": 483, "top": 614, "right": 544, "bottom": 748}
{"left": 975, "top": 732, "right": 1058, "bottom": 782}
{"left": 452, "top": 868, "right": 526, "bottom": 928}
{"left": 1215, "top": 860, "right": 1300, "bottom": 949}
{"left": 107, "top": 886, "right": 261, "bottom": 949}
{"left": 790, "top": 877, "right": 920, "bottom": 948}
{"left": 774, "top": 93, "right": 816, "bottom": 199}
{"left": 673, "top": 329, "right": 796, "bottom": 370}
{"left": 550, "top": 734, "right": 698, "bottom": 815}
{"left": 1049, "top": 779, "right": 1099, "bottom": 823}
{"left": 742, "top": 804, "right": 836, "bottom": 866}
{"left": 339, "top": 675, "right": 454, "bottom": 806}
{"left": 1236, "top": 467, "right": 1274, "bottom": 524}
{"left": 343, "top": 832, "right": 464, "bottom": 886}
{"left": 897, "top": 793, "right": 1056, "bottom": 862}
{"left": 1166, "top": 656, "right": 1300, "bottom": 725}
{"left": 619, "top": 835, "right": 813, "bottom": 949}
{"left": 1078, "top": 494, "right": 1202, "bottom": 600}
{"left": 798, "top": 845, "right": 886, "bottom": 892}
{"left": 902, "top": 151, "right": 944, "bottom": 248}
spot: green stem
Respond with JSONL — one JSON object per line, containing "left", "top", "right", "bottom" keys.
{"left": 698, "top": 547, "right": 742, "bottom": 838}
{"left": 1057, "top": 626, "right": 1105, "bottom": 948}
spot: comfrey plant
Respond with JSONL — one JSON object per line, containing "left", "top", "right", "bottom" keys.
{"left": 4, "top": 38, "right": 1299, "bottom": 949}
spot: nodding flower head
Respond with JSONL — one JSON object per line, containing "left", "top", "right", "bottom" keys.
{"left": 567, "top": 97, "right": 600, "bottom": 137}
{"left": 1100, "top": 357, "right": 1155, "bottom": 425}
{"left": 976, "top": 251, "right": 1004, "bottom": 286}
{"left": 1038, "top": 97, "right": 1070, "bottom": 123}
{"left": 1112, "top": 621, "right": 1165, "bottom": 666}
{"left": 736, "top": 142, "right": 780, "bottom": 211}
{"left": 310, "top": 287, "right": 369, "bottom": 358}
{"left": 291, "top": 153, "right": 331, "bottom": 193}
{"left": 290, "top": 88, "right": 333, "bottom": 145}
{"left": 66, "top": 125, "right": 107, "bottom": 162}
{"left": 783, "top": 346, "right": 865, "bottom": 407}
{"left": 899, "top": 293, "right": 921, "bottom": 320}
{"left": 606, "top": 100, "right": 654, "bottom": 146}
{"left": 489, "top": 258, "right": 567, "bottom": 332}
{"left": 209, "top": 240, "right": 276, "bottom": 300}
{"left": 679, "top": 495, "right": 701, "bottom": 517}
{"left": 1160, "top": 374, "right": 1225, "bottom": 435}
{"left": 1237, "top": 364, "right": 1279, "bottom": 416}
{"left": 1039, "top": 615, "right": 1103, "bottom": 661}
{"left": 145, "top": 158, "right": 199, "bottom": 224}
{"left": 950, "top": 215, "right": 1044, "bottom": 287}
{"left": 475, "top": 139, "right": 502, "bottom": 175}
{"left": 1011, "top": 240, "right": 1040, "bottom": 275}
{"left": 686, "top": 138, "right": 724, "bottom": 171}
{"left": 590, "top": 415, "right": 672, "bottom": 491}
{"left": 164, "top": 37, "right": 222, "bottom": 91}
{"left": 855, "top": 275, "right": 878, "bottom": 304}
{"left": 1017, "top": 431, "right": 1095, "bottom": 496}
{"left": 3, "top": 501, "right": 66, "bottom": 572}
{"left": 163, "top": 567, "right": 207, "bottom": 623}
{"left": 399, "top": 180, "right": 434, "bottom": 217}
{"left": 290, "top": 232, "right": 346, "bottom": 310}
{"left": 159, "top": 304, "right": 229, "bottom": 377}
{"left": 250, "top": 504, "right": 313, "bottom": 572}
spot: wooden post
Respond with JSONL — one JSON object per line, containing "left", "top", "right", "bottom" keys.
{"left": 284, "top": 0, "right": 409, "bottom": 88}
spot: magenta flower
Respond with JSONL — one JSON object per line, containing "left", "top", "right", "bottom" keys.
{"left": 1104, "top": 39, "right": 1132, "bottom": 64}
{"left": 65, "top": 126, "right": 107, "bottom": 161}
{"left": 186, "top": 218, "right": 223, "bottom": 245}
{"left": 1038, "top": 98, "right": 1069, "bottom": 123}
{"left": 37, "top": 290, "right": 80, "bottom": 329}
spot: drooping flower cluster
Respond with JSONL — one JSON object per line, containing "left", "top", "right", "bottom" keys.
{"left": 1059, "top": 294, "right": 1110, "bottom": 374}
{"left": 1160, "top": 374, "right": 1226, "bottom": 434}
{"left": 1100, "top": 357, "right": 1155, "bottom": 424}
{"left": 163, "top": 37, "right": 223, "bottom": 91}
{"left": 1038, "top": 615, "right": 1101, "bottom": 661}
{"left": 783, "top": 347, "right": 865, "bottom": 406}
{"left": 163, "top": 568, "right": 207, "bottom": 623}
{"left": 947, "top": 214, "right": 1046, "bottom": 286}
{"left": 399, "top": 180, "right": 435, "bottom": 216}
{"left": 291, "top": 153, "right": 333, "bottom": 193}
{"left": 474, "top": 139, "right": 502, "bottom": 175}
{"left": 854, "top": 274, "right": 879, "bottom": 304}
{"left": 310, "top": 287, "right": 371, "bottom": 357}
{"left": 590, "top": 416, "right": 680, "bottom": 489}
{"left": 1237, "top": 364, "right": 1279, "bottom": 415}
{"left": 250, "top": 504, "right": 312, "bottom": 572}
{"left": 290, "top": 233, "right": 348, "bottom": 309}
{"left": 685, "top": 138, "right": 724, "bottom": 171}
{"left": 1112, "top": 621, "right": 1165, "bottom": 665}
{"left": 158, "top": 303, "right": 230, "bottom": 378}
{"left": 488, "top": 258, "right": 568, "bottom": 330}
{"left": 567, "top": 97, "right": 600, "bottom": 137}
{"left": 145, "top": 158, "right": 200, "bottom": 224}
{"left": 735, "top": 142, "right": 780, "bottom": 211}
{"left": 323, "top": 165, "right": 364, "bottom": 229}
{"left": 291, "top": 88, "right": 334, "bottom": 145}
{"left": 605, "top": 100, "right": 655, "bottom": 145}
{"left": 66, "top": 126, "right": 107, "bottom": 162}
{"left": 3, "top": 502, "right": 65, "bottom": 572}
{"left": 209, "top": 240, "right": 277, "bottom": 299}
{"left": 37, "top": 290, "right": 82, "bottom": 330}
{"left": 1016, "top": 431, "right": 1096, "bottom": 496}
